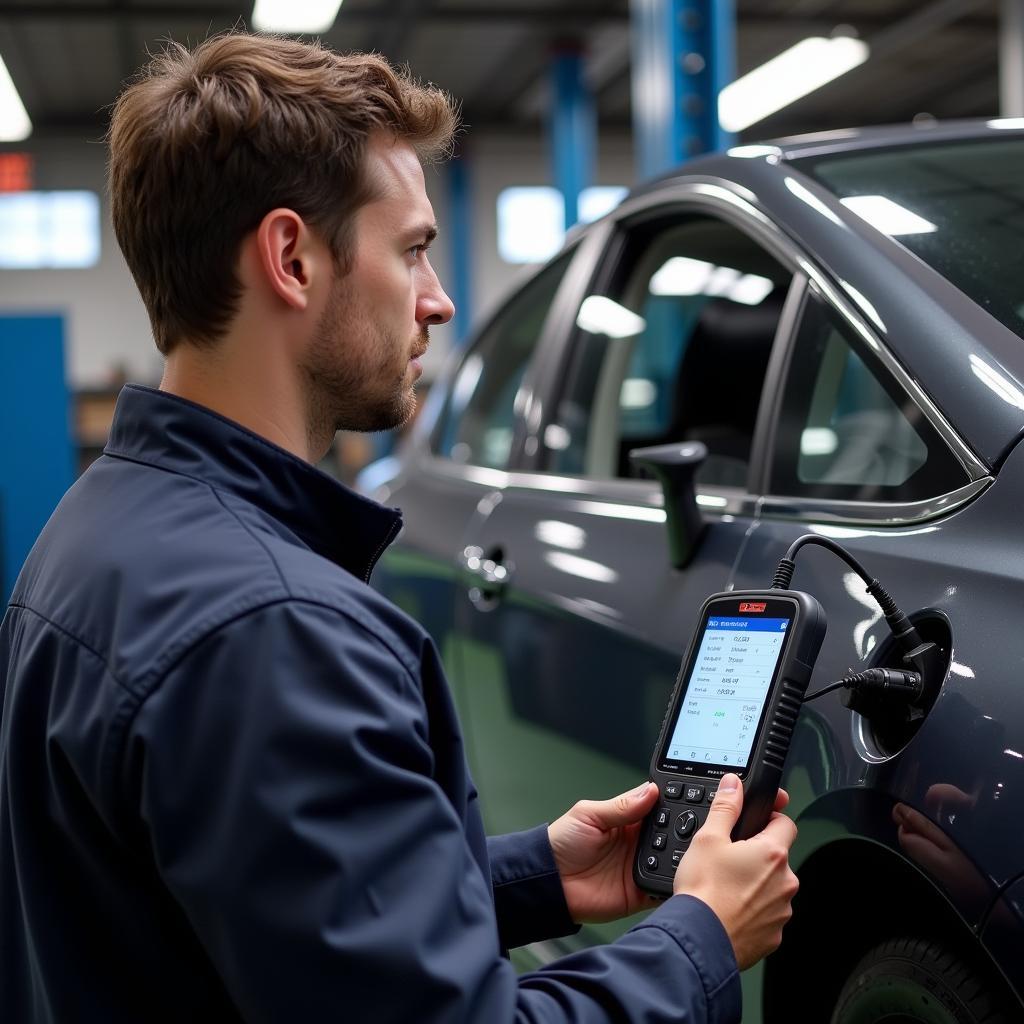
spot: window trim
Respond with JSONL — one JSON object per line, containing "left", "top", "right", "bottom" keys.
{"left": 421, "top": 176, "right": 991, "bottom": 529}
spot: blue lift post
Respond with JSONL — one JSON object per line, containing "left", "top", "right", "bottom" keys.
{"left": 446, "top": 152, "right": 474, "bottom": 347}
{"left": 630, "top": 0, "right": 736, "bottom": 181}
{"left": 0, "top": 315, "right": 75, "bottom": 603}
{"left": 550, "top": 45, "right": 596, "bottom": 231}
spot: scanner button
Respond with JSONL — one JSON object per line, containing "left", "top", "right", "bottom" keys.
{"left": 706, "top": 787, "right": 718, "bottom": 804}
{"left": 674, "top": 810, "right": 698, "bottom": 839}
{"left": 685, "top": 784, "right": 705, "bottom": 803}
{"left": 655, "top": 808, "right": 670, "bottom": 828}
{"left": 651, "top": 833, "right": 667, "bottom": 850}
{"left": 644, "top": 854, "right": 660, "bottom": 872}
{"left": 671, "top": 849, "right": 684, "bottom": 868}
{"left": 664, "top": 780, "right": 684, "bottom": 800}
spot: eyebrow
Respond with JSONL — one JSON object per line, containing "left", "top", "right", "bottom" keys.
{"left": 409, "top": 223, "right": 438, "bottom": 245}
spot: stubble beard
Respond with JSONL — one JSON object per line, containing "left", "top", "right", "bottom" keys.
{"left": 303, "top": 278, "right": 426, "bottom": 446}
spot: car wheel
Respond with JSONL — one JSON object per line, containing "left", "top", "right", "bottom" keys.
{"left": 830, "top": 937, "right": 1015, "bottom": 1024}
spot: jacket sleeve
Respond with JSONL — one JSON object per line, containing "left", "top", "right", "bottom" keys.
{"left": 488, "top": 827, "right": 581, "bottom": 951}
{"left": 122, "top": 599, "right": 741, "bottom": 1024}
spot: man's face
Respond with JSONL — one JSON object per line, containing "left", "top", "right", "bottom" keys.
{"left": 302, "top": 135, "right": 454, "bottom": 436}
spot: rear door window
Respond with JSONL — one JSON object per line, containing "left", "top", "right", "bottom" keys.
{"left": 769, "top": 293, "right": 968, "bottom": 503}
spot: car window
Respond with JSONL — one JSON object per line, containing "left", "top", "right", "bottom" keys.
{"left": 797, "top": 138, "right": 1024, "bottom": 342}
{"left": 769, "top": 293, "right": 968, "bottom": 502}
{"left": 543, "top": 215, "right": 792, "bottom": 489}
{"left": 433, "top": 249, "right": 574, "bottom": 469}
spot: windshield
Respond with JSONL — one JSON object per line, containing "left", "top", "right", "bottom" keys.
{"left": 797, "top": 137, "right": 1024, "bottom": 339}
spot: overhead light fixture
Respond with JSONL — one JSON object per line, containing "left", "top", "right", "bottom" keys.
{"left": 0, "top": 54, "right": 31, "bottom": 142}
{"left": 718, "top": 36, "right": 869, "bottom": 133}
{"left": 252, "top": 0, "right": 343, "bottom": 33}
{"left": 840, "top": 195, "right": 937, "bottom": 236}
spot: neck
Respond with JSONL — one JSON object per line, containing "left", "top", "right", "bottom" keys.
{"left": 160, "top": 332, "right": 319, "bottom": 463}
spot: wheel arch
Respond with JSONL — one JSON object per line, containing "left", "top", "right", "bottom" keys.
{"left": 761, "top": 836, "right": 1020, "bottom": 1022}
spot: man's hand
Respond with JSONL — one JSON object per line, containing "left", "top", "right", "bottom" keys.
{"left": 548, "top": 781, "right": 660, "bottom": 923}
{"left": 672, "top": 773, "right": 798, "bottom": 970}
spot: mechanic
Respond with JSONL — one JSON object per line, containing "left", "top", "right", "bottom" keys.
{"left": 0, "top": 32, "right": 798, "bottom": 1023}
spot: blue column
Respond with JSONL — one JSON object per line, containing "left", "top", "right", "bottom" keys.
{"left": 446, "top": 153, "right": 474, "bottom": 347}
{"left": 0, "top": 315, "right": 75, "bottom": 602}
{"left": 550, "top": 46, "right": 596, "bottom": 231}
{"left": 630, "top": 0, "right": 736, "bottom": 180}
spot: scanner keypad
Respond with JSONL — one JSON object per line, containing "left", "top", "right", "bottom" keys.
{"left": 639, "top": 778, "right": 710, "bottom": 877}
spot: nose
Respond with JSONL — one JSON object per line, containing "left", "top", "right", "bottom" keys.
{"left": 417, "top": 258, "right": 455, "bottom": 326}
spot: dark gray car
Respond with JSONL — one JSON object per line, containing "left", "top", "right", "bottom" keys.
{"left": 360, "top": 120, "right": 1024, "bottom": 1024}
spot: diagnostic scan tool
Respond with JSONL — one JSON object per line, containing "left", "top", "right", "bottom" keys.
{"left": 634, "top": 590, "right": 826, "bottom": 898}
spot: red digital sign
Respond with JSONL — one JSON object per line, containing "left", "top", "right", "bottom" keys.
{"left": 0, "top": 153, "right": 32, "bottom": 192}
{"left": 739, "top": 601, "right": 767, "bottom": 612}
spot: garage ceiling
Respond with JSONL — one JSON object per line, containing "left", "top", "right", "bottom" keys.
{"left": 0, "top": 0, "right": 1003, "bottom": 143}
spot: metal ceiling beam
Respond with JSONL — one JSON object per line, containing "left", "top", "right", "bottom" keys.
{"left": 0, "top": 4, "right": 999, "bottom": 31}
{"left": 367, "top": 0, "right": 432, "bottom": 56}
{"left": 0, "top": 3, "right": 626, "bottom": 23}
{"left": 867, "top": 0, "right": 993, "bottom": 60}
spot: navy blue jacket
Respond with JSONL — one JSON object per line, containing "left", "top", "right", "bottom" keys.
{"left": 0, "top": 384, "right": 741, "bottom": 1023}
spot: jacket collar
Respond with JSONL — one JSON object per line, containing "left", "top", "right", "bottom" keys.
{"left": 104, "top": 384, "right": 402, "bottom": 581}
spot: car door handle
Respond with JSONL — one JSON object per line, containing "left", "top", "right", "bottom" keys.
{"left": 461, "top": 545, "right": 513, "bottom": 605}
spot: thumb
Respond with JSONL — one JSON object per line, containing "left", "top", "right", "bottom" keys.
{"left": 584, "top": 781, "right": 659, "bottom": 828}
{"left": 702, "top": 773, "right": 743, "bottom": 837}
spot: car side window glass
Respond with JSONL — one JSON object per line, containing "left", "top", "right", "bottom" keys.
{"left": 433, "top": 250, "right": 574, "bottom": 469}
{"left": 544, "top": 215, "right": 792, "bottom": 489}
{"left": 770, "top": 294, "right": 968, "bottom": 502}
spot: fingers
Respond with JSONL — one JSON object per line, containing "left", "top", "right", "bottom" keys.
{"left": 773, "top": 788, "right": 790, "bottom": 812}
{"left": 923, "top": 783, "right": 973, "bottom": 817}
{"left": 577, "top": 781, "right": 659, "bottom": 829}
{"left": 751, "top": 809, "right": 797, "bottom": 850}
{"left": 702, "top": 773, "right": 743, "bottom": 837}
{"left": 893, "top": 802, "right": 953, "bottom": 852}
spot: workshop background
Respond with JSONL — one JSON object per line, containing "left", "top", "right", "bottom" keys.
{"left": 0, "top": 0, "right": 1016, "bottom": 599}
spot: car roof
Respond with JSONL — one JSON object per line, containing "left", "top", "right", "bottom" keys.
{"left": 632, "top": 118, "right": 1024, "bottom": 192}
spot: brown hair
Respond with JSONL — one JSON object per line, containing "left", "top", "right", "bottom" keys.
{"left": 108, "top": 33, "right": 458, "bottom": 355}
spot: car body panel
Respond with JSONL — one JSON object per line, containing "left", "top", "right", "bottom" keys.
{"left": 361, "top": 120, "right": 1024, "bottom": 1017}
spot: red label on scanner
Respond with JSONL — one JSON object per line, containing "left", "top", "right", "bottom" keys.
{"left": 739, "top": 601, "right": 766, "bottom": 612}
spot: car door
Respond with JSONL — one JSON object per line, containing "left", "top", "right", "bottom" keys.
{"left": 450, "top": 193, "right": 804, "bottom": 948}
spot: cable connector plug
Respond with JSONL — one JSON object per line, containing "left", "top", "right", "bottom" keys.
{"left": 771, "top": 558, "right": 796, "bottom": 590}
{"left": 803, "top": 667, "right": 924, "bottom": 704}
{"left": 865, "top": 578, "right": 924, "bottom": 659}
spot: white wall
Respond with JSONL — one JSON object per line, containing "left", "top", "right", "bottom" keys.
{"left": 0, "top": 138, "right": 160, "bottom": 388}
{"left": 0, "top": 130, "right": 635, "bottom": 389}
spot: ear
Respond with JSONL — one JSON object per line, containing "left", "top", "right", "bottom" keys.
{"left": 252, "top": 208, "right": 326, "bottom": 312}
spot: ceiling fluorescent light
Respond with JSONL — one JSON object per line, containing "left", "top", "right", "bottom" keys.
{"left": 719, "top": 36, "right": 869, "bottom": 133}
{"left": 0, "top": 54, "right": 31, "bottom": 142}
{"left": 840, "top": 195, "right": 937, "bottom": 236}
{"left": 252, "top": 0, "right": 343, "bottom": 33}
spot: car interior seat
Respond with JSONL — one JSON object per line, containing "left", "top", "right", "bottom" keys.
{"left": 620, "top": 288, "right": 786, "bottom": 486}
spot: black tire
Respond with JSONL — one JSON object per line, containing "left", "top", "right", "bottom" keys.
{"left": 830, "top": 937, "right": 1017, "bottom": 1024}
